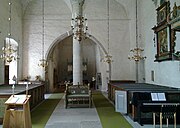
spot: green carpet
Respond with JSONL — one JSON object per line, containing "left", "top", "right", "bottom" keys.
{"left": 93, "top": 92, "right": 132, "bottom": 128}
{"left": 31, "top": 93, "right": 63, "bottom": 128}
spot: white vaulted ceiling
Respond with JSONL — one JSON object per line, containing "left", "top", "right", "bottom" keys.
{"left": 20, "top": 0, "right": 72, "bottom": 14}
{"left": 20, "top": 0, "right": 33, "bottom": 13}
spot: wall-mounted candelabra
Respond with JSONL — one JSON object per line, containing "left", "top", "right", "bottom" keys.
{"left": 71, "top": 13, "right": 88, "bottom": 41}
{"left": 128, "top": 47, "right": 146, "bottom": 62}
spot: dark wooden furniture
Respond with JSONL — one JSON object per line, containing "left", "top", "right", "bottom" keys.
{"left": 132, "top": 91, "right": 180, "bottom": 125}
{"left": 150, "top": 103, "right": 178, "bottom": 128}
{"left": 65, "top": 84, "right": 92, "bottom": 108}
{"left": 0, "top": 84, "right": 44, "bottom": 124}
{"left": 108, "top": 82, "right": 180, "bottom": 125}
{"left": 108, "top": 80, "right": 135, "bottom": 103}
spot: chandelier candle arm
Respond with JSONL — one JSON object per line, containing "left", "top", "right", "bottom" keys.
{"left": 38, "top": 59, "right": 48, "bottom": 68}
{"left": 103, "top": 54, "right": 113, "bottom": 63}
{"left": 128, "top": 47, "right": 146, "bottom": 62}
{"left": 26, "top": 83, "right": 29, "bottom": 97}
{"left": 12, "top": 84, "right": 15, "bottom": 97}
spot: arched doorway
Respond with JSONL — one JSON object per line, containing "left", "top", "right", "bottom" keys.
{"left": 45, "top": 32, "right": 109, "bottom": 93}
{"left": 4, "top": 37, "right": 19, "bottom": 84}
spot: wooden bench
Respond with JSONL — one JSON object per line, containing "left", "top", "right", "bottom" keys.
{"left": 65, "top": 84, "right": 92, "bottom": 108}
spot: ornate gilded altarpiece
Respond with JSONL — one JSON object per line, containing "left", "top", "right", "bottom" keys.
{"left": 152, "top": 1, "right": 177, "bottom": 62}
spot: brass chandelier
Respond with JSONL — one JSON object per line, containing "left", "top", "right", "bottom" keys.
{"left": 38, "top": 0, "right": 48, "bottom": 68}
{"left": 128, "top": 47, "right": 146, "bottom": 62}
{"left": 128, "top": 0, "right": 146, "bottom": 62}
{"left": 71, "top": 13, "right": 88, "bottom": 41}
{"left": 38, "top": 59, "right": 48, "bottom": 68}
{"left": 0, "top": 0, "right": 17, "bottom": 63}
{"left": 0, "top": 42, "right": 17, "bottom": 63}
{"left": 103, "top": 0, "right": 113, "bottom": 64}
{"left": 103, "top": 54, "right": 113, "bottom": 63}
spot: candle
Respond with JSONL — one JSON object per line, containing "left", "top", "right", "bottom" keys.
{"left": 26, "top": 83, "right": 29, "bottom": 97}
{"left": 72, "top": 13, "right": 74, "bottom": 19}
{"left": 12, "top": 84, "right": 15, "bottom": 97}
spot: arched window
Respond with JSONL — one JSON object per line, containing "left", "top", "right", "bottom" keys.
{"left": 5, "top": 37, "right": 18, "bottom": 84}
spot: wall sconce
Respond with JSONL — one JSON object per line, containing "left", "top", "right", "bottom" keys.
{"left": 128, "top": 47, "right": 146, "bottom": 62}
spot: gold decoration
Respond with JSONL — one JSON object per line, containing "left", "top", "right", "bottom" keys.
{"left": 71, "top": 13, "right": 88, "bottom": 41}
{"left": 103, "top": 54, "right": 113, "bottom": 63}
{"left": 128, "top": 47, "right": 146, "bottom": 62}
{"left": 0, "top": 44, "right": 17, "bottom": 63}
{"left": 38, "top": 0, "right": 48, "bottom": 69}
{"left": 0, "top": 1, "right": 18, "bottom": 63}
{"left": 38, "top": 59, "right": 48, "bottom": 68}
{"left": 103, "top": 0, "right": 113, "bottom": 64}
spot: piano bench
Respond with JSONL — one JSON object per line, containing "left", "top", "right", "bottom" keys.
{"left": 153, "top": 104, "right": 178, "bottom": 128}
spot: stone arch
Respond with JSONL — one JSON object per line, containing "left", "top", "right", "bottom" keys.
{"left": 45, "top": 30, "right": 108, "bottom": 92}
{"left": 46, "top": 30, "right": 108, "bottom": 61}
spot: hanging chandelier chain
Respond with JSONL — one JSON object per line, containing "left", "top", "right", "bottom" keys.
{"left": 103, "top": 0, "right": 113, "bottom": 64}
{"left": 8, "top": 0, "right": 12, "bottom": 47}
{"left": 107, "top": 0, "right": 110, "bottom": 54}
{"left": 128, "top": 0, "right": 146, "bottom": 62}
{"left": 38, "top": 0, "right": 48, "bottom": 69}
{"left": 136, "top": 0, "right": 138, "bottom": 48}
{"left": 8, "top": 0, "right": 12, "bottom": 39}
{"left": 42, "top": 0, "right": 45, "bottom": 59}
{"left": 8, "top": 0, "right": 12, "bottom": 48}
{"left": 0, "top": 0, "right": 18, "bottom": 63}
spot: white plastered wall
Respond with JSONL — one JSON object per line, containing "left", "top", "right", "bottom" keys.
{"left": 139, "top": 0, "right": 180, "bottom": 88}
{"left": 22, "top": 0, "right": 136, "bottom": 91}
{"left": 0, "top": 0, "right": 23, "bottom": 84}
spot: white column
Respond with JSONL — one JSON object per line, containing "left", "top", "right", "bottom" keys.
{"left": 73, "top": 39, "right": 82, "bottom": 84}
{"left": 71, "top": 0, "right": 84, "bottom": 85}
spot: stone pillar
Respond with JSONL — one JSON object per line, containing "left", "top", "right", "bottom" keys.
{"left": 71, "top": 0, "right": 84, "bottom": 85}
{"left": 73, "top": 40, "right": 82, "bottom": 85}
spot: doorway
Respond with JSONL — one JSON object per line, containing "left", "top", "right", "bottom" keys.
{"left": 5, "top": 65, "right": 9, "bottom": 84}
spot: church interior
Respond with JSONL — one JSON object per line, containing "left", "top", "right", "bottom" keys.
{"left": 0, "top": 0, "right": 180, "bottom": 127}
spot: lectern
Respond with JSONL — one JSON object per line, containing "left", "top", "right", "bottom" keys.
{"left": 3, "top": 95, "right": 32, "bottom": 128}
